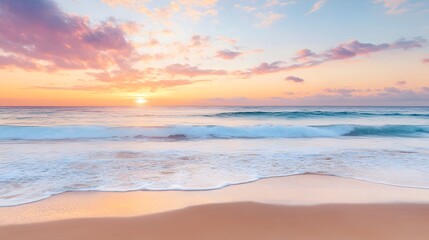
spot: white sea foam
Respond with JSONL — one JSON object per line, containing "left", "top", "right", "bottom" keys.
{"left": 0, "top": 106, "right": 428, "bottom": 206}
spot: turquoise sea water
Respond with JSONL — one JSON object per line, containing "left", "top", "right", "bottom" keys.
{"left": 0, "top": 106, "right": 428, "bottom": 206}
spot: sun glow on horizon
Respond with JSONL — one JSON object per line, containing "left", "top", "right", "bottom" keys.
{"left": 135, "top": 97, "right": 147, "bottom": 105}
{"left": 0, "top": 0, "right": 428, "bottom": 106}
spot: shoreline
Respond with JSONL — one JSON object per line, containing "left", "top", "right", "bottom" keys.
{"left": 2, "top": 172, "right": 429, "bottom": 209}
{"left": 1, "top": 174, "right": 429, "bottom": 240}
{"left": 0, "top": 173, "right": 429, "bottom": 209}
{"left": 1, "top": 174, "right": 429, "bottom": 226}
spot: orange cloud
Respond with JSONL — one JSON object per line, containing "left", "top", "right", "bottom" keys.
{"left": 102, "top": 0, "right": 218, "bottom": 22}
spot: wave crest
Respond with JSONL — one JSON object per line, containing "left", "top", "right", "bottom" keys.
{"left": 0, "top": 124, "right": 428, "bottom": 140}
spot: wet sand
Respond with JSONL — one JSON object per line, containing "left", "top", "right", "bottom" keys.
{"left": 1, "top": 175, "right": 429, "bottom": 240}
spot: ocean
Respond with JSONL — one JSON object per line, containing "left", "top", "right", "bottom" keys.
{"left": 0, "top": 106, "right": 428, "bottom": 206}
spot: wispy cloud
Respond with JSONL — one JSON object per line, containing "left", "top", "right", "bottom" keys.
{"left": 165, "top": 64, "right": 227, "bottom": 77}
{"left": 306, "top": 0, "right": 327, "bottom": 15}
{"left": 373, "top": 0, "right": 408, "bottom": 14}
{"left": 255, "top": 12, "right": 285, "bottom": 28}
{"left": 248, "top": 38, "right": 425, "bottom": 75}
{"left": 102, "top": 0, "right": 218, "bottom": 22}
{"left": 265, "top": 0, "right": 296, "bottom": 7}
{"left": 234, "top": 4, "right": 256, "bottom": 13}
{"left": 197, "top": 87, "right": 429, "bottom": 106}
{"left": 35, "top": 79, "right": 205, "bottom": 92}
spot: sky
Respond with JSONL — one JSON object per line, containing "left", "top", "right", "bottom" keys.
{"left": 0, "top": 0, "right": 428, "bottom": 106}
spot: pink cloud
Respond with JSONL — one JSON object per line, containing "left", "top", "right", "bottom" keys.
{"left": 146, "top": 39, "right": 160, "bottom": 47}
{"left": 216, "top": 36, "right": 237, "bottom": 45}
{"left": 36, "top": 79, "right": 202, "bottom": 92}
{"left": 172, "top": 35, "right": 212, "bottom": 55}
{"left": 0, "top": 55, "right": 41, "bottom": 70}
{"left": 119, "top": 21, "right": 142, "bottom": 35}
{"left": 165, "top": 64, "right": 227, "bottom": 77}
{"left": 423, "top": 59, "right": 429, "bottom": 63}
{"left": 248, "top": 38, "right": 425, "bottom": 75}
{"left": 189, "top": 35, "right": 211, "bottom": 48}
{"left": 0, "top": 0, "right": 138, "bottom": 71}
{"left": 250, "top": 61, "right": 286, "bottom": 74}
{"left": 88, "top": 69, "right": 148, "bottom": 83}
{"left": 293, "top": 48, "right": 316, "bottom": 62}
{"left": 322, "top": 41, "right": 390, "bottom": 60}
{"left": 306, "top": 0, "right": 327, "bottom": 15}
{"left": 373, "top": 0, "right": 408, "bottom": 15}
{"left": 216, "top": 50, "right": 243, "bottom": 60}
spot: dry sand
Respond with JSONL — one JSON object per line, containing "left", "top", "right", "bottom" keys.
{"left": 1, "top": 203, "right": 429, "bottom": 240}
{"left": 1, "top": 175, "right": 429, "bottom": 240}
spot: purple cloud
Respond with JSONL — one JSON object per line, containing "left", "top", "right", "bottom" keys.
{"left": 248, "top": 38, "right": 425, "bottom": 75}
{"left": 384, "top": 87, "right": 402, "bottom": 93}
{"left": 396, "top": 80, "right": 407, "bottom": 85}
{"left": 198, "top": 87, "right": 429, "bottom": 106}
{"left": 285, "top": 76, "right": 304, "bottom": 83}
{"left": 250, "top": 61, "right": 286, "bottom": 74}
{"left": 0, "top": 55, "right": 41, "bottom": 70}
{"left": 189, "top": 35, "right": 211, "bottom": 48}
{"left": 216, "top": 50, "right": 243, "bottom": 60}
{"left": 0, "top": 0, "right": 138, "bottom": 70}
{"left": 325, "top": 88, "right": 362, "bottom": 97}
{"left": 300, "top": 38, "right": 425, "bottom": 63}
{"left": 293, "top": 48, "right": 316, "bottom": 62}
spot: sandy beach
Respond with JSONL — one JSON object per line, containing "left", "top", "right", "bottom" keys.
{"left": 1, "top": 0, "right": 428, "bottom": 238}
{"left": 1, "top": 174, "right": 429, "bottom": 240}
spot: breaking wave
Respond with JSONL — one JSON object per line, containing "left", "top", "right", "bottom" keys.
{"left": 1, "top": 124, "right": 428, "bottom": 140}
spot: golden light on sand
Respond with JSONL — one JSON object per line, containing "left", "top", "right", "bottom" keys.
{"left": 135, "top": 97, "right": 147, "bottom": 104}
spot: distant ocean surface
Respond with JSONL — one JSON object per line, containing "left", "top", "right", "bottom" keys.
{"left": 1, "top": 106, "right": 429, "bottom": 206}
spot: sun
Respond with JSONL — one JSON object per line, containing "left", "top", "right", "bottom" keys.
{"left": 135, "top": 97, "right": 147, "bottom": 105}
